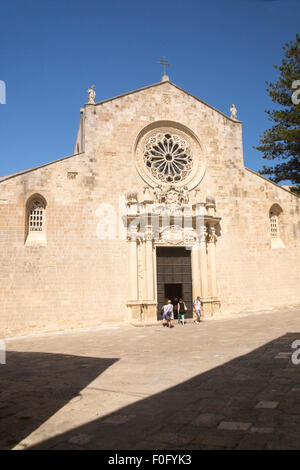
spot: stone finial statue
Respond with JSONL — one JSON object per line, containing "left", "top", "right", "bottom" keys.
{"left": 143, "top": 186, "right": 152, "bottom": 202}
{"left": 125, "top": 190, "right": 138, "bottom": 203}
{"left": 182, "top": 186, "right": 189, "bottom": 204}
{"left": 230, "top": 104, "right": 237, "bottom": 120}
{"left": 154, "top": 185, "right": 163, "bottom": 203}
{"left": 206, "top": 195, "right": 216, "bottom": 205}
{"left": 195, "top": 189, "right": 201, "bottom": 204}
{"left": 87, "top": 85, "right": 96, "bottom": 104}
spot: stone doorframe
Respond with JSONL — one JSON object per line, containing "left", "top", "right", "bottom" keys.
{"left": 124, "top": 188, "right": 221, "bottom": 322}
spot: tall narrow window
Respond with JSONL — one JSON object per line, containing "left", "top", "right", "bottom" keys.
{"left": 269, "top": 204, "right": 284, "bottom": 248}
{"left": 270, "top": 212, "right": 278, "bottom": 238}
{"left": 29, "top": 200, "right": 45, "bottom": 232}
{"left": 25, "top": 195, "right": 47, "bottom": 246}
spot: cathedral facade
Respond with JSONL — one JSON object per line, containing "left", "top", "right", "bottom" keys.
{"left": 1, "top": 77, "right": 300, "bottom": 336}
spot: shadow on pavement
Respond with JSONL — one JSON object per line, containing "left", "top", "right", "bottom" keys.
{"left": 28, "top": 333, "right": 300, "bottom": 450}
{"left": 0, "top": 351, "right": 117, "bottom": 449}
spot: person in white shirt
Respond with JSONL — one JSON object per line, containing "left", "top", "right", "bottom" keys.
{"left": 161, "top": 300, "right": 174, "bottom": 328}
{"left": 193, "top": 296, "right": 202, "bottom": 324}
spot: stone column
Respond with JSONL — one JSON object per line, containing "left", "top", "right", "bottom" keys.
{"left": 128, "top": 232, "right": 138, "bottom": 301}
{"left": 207, "top": 225, "right": 218, "bottom": 298}
{"left": 140, "top": 238, "right": 148, "bottom": 301}
{"left": 191, "top": 243, "right": 201, "bottom": 301}
{"left": 199, "top": 224, "right": 209, "bottom": 299}
{"left": 145, "top": 228, "right": 155, "bottom": 301}
{"left": 152, "top": 245, "right": 157, "bottom": 302}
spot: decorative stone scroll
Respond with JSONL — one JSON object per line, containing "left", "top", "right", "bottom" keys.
{"left": 153, "top": 184, "right": 189, "bottom": 205}
{"left": 207, "top": 226, "right": 218, "bottom": 244}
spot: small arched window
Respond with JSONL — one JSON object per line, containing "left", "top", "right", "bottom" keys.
{"left": 269, "top": 204, "right": 284, "bottom": 248}
{"left": 270, "top": 212, "right": 279, "bottom": 238}
{"left": 25, "top": 195, "right": 47, "bottom": 245}
{"left": 29, "top": 199, "right": 45, "bottom": 232}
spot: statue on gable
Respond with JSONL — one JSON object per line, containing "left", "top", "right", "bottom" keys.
{"left": 230, "top": 104, "right": 237, "bottom": 120}
{"left": 87, "top": 85, "right": 96, "bottom": 104}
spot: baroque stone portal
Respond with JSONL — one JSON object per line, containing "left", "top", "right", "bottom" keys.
{"left": 124, "top": 186, "right": 221, "bottom": 323}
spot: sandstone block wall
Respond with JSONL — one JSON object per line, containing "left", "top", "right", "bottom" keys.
{"left": 0, "top": 81, "right": 299, "bottom": 336}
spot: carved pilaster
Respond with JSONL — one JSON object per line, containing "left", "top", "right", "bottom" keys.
{"left": 191, "top": 243, "right": 201, "bottom": 301}
{"left": 145, "top": 227, "right": 155, "bottom": 301}
{"left": 199, "top": 223, "right": 208, "bottom": 244}
{"left": 199, "top": 224, "right": 209, "bottom": 299}
{"left": 207, "top": 225, "right": 218, "bottom": 299}
{"left": 128, "top": 228, "right": 138, "bottom": 302}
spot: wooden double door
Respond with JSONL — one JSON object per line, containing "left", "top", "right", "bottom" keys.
{"left": 156, "top": 246, "right": 193, "bottom": 320}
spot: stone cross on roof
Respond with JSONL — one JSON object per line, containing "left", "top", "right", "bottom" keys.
{"left": 158, "top": 56, "right": 170, "bottom": 82}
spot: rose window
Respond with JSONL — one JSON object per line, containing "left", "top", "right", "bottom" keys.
{"left": 143, "top": 133, "right": 193, "bottom": 183}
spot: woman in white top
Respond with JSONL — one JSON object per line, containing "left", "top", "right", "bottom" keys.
{"left": 161, "top": 300, "right": 174, "bottom": 328}
{"left": 193, "top": 296, "right": 202, "bottom": 324}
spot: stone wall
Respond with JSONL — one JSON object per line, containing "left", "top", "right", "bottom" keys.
{"left": 215, "top": 169, "right": 300, "bottom": 312}
{"left": 0, "top": 80, "right": 299, "bottom": 336}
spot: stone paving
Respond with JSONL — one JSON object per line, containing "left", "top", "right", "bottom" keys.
{"left": 1, "top": 307, "right": 300, "bottom": 450}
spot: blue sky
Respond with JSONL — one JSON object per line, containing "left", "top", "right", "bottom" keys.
{"left": 0, "top": 0, "right": 299, "bottom": 180}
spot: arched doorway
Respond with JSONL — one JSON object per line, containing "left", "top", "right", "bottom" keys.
{"left": 156, "top": 246, "right": 193, "bottom": 320}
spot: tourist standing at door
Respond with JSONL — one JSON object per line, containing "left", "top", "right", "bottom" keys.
{"left": 177, "top": 298, "right": 187, "bottom": 325}
{"left": 193, "top": 296, "right": 202, "bottom": 324}
{"left": 173, "top": 297, "right": 179, "bottom": 322}
{"left": 161, "top": 300, "right": 174, "bottom": 328}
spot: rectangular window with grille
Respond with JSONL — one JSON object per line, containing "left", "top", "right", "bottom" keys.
{"left": 270, "top": 216, "right": 278, "bottom": 238}
{"left": 29, "top": 207, "right": 44, "bottom": 231}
